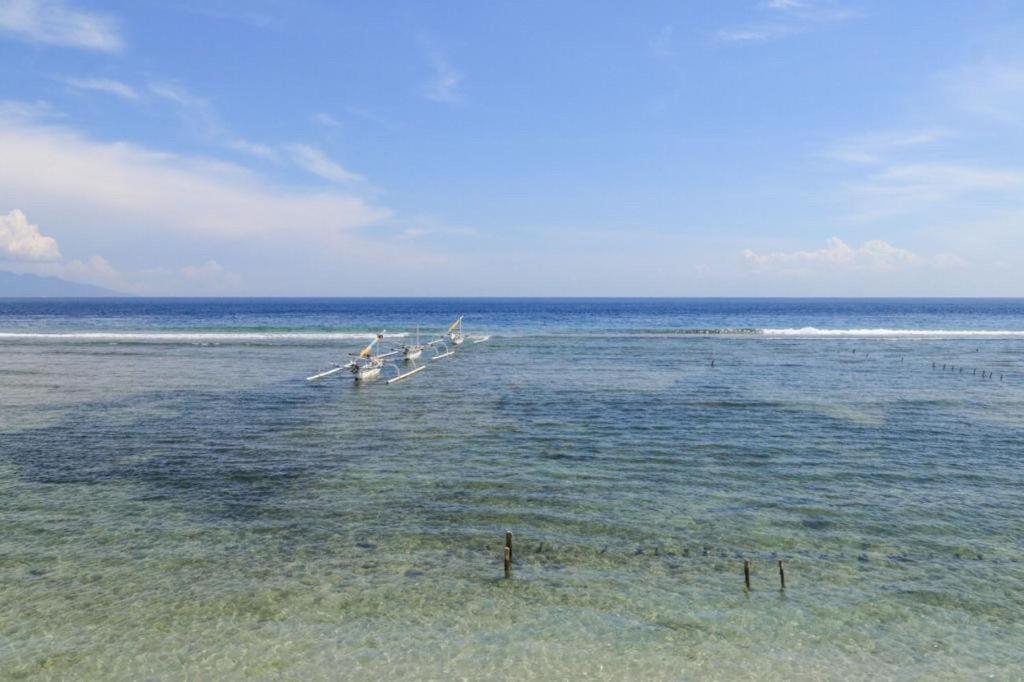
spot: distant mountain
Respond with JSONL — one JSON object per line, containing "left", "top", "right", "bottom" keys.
{"left": 0, "top": 271, "right": 125, "bottom": 297}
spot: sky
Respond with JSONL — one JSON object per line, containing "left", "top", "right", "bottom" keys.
{"left": 1, "top": 0, "right": 1023, "bottom": 296}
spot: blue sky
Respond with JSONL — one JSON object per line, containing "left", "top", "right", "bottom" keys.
{"left": 1, "top": 0, "right": 1023, "bottom": 295}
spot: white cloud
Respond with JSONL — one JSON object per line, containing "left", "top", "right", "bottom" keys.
{"left": 63, "top": 76, "right": 139, "bottom": 100}
{"left": 283, "top": 144, "right": 361, "bottom": 184}
{"left": 0, "top": 0, "right": 121, "bottom": 51}
{"left": 846, "top": 163, "right": 1024, "bottom": 220}
{"left": 716, "top": 24, "right": 800, "bottom": 43}
{"left": 396, "top": 225, "right": 477, "bottom": 240}
{"left": 150, "top": 84, "right": 359, "bottom": 179}
{"left": 421, "top": 44, "right": 464, "bottom": 103}
{"left": 0, "top": 109, "right": 389, "bottom": 241}
{"left": 224, "top": 137, "right": 278, "bottom": 160}
{"left": 0, "top": 208, "right": 61, "bottom": 261}
{"left": 311, "top": 112, "right": 341, "bottom": 128}
{"left": 0, "top": 209, "right": 247, "bottom": 294}
{"left": 0, "top": 98, "right": 62, "bottom": 122}
{"left": 716, "top": 0, "right": 858, "bottom": 43}
{"left": 130, "top": 259, "right": 243, "bottom": 294}
{"left": 942, "top": 60, "right": 1024, "bottom": 123}
{"left": 149, "top": 81, "right": 222, "bottom": 139}
{"left": 12, "top": 253, "right": 246, "bottom": 295}
{"left": 742, "top": 237, "right": 964, "bottom": 272}
{"left": 827, "top": 129, "right": 949, "bottom": 164}
{"left": 59, "top": 253, "right": 123, "bottom": 289}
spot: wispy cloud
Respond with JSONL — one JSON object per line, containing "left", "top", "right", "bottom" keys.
{"left": 845, "top": 163, "right": 1024, "bottom": 220}
{"left": 149, "top": 80, "right": 223, "bottom": 138}
{"left": 149, "top": 82, "right": 359, "bottom": 181}
{"left": 283, "top": 144, "right": 361, "bottom": 184}
{"left": 743, "top": 237, "right": 963, "bottom": 272}
{"left": 0, "top": 0, "right": 122, "bottom": 51}
{"left": 62, "top": 76, "right": 139, "bottom": 100}
{"left": 826, "top": 129, "right": 949, "bottom": 164}
{"left": 717, "top": 23, "right": 801, "bottom": 43}
{"left": 716, "top": 0, "right": 859, "bottom": 44}
{"left": 311, "top": 112, "right": 341, "bottom": 128}
{"left": 0, "top": 106, "right": 389, "bottom": 242}
{"left": 395, "top": 219, "right": 477, "bottom": 241}
{"left": 0, "top": 98, "right": 62, "bottom": 122}
{"left": 420, "top": 39, "right": 464, "bottom": 103}
{"left": 941, "top": 59, "right": 1024, "bottom": 123}
{"left": 223, "top": 138, "right": 278, "bottom": 160}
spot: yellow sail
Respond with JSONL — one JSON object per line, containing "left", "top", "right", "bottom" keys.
{"left": 358, "top": 333, "right": 382, "bottom": 358}
{"left": 448, "top": 316, "right": 463, "bottom": 333}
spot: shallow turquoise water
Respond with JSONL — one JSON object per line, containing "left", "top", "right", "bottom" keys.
{"left": 1, "top": 299, "right": 1022, "bottom": 679}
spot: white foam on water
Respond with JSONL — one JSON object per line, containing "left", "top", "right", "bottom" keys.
{"left": 761, "top": 327, "right": 1024, "bottom": 338}
{"left": 0, "top": 331, "right": 408, "bottom": 342}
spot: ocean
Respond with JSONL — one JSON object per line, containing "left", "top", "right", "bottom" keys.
{"left": 1, "top": 298, "right": 1022, "bottom": 680}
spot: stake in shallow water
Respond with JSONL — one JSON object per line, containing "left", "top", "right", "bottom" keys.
{"left": 744, "top": 560, "right": 751, "bottom": 590}
{"left": 504, "top": 531, "right": 513, "bottom": 578}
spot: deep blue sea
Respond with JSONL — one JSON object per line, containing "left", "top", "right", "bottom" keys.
{"left": 1, "top": 298, "right": 1022, "bottom": 680}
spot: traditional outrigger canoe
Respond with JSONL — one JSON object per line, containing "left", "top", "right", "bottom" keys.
{"left": 447, "top": 316, "right": 464, "bottom": 346}
{"left": 305, "top": 318, "right": 484, "bottom": 385}
{"left": 306, "top": 331, "right": 424, "bottom": 384}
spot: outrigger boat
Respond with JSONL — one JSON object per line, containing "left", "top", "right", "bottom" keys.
{"left": 306, "top": 331, "right": 425, "bottom": 384}
{"left": 397, "top": 327, "right": 426, "bottom": 362}
{"left": 447, "top": 316, "right": 465, "bottom": 346}
{"left": 349, "top": 333, "right": 388, "bottom": 381}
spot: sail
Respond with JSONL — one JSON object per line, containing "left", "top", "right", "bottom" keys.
{"left": 448, "top": 316, "right": 463, "bottom": 333}
{"left": 358, "top": 333, "right": 383, "bottom": 358}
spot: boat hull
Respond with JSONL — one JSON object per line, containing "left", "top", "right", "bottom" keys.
{"left": 354, "top": 365, "right": 382, "bottom": 381}
{"left": 404, "top": 348, "right": 423, "bottom": 361}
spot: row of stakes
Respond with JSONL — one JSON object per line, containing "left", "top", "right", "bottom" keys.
{"left": 933, "top": 362, "right": 1003, "bottom": 380}
{"left": 501, "top": 531, "right": 786, "bottom": 591}
{"left": 708, "top": 352, "right": 1009, "bottom": 382}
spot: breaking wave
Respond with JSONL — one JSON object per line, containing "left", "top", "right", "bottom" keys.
{"left": 0, "top": 331, "right": 408, "bottom": 342}
{"left": 760, "top": 328, "right": 1024, "bottom": 338}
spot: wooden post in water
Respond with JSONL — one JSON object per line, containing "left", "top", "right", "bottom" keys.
{"left": 504, "top": 530, "right": 513, "bottom": 578}
{"left": 778, "top": 560, "right": 785, "bottom": 590}
{"left": 744, "top": 560, "right": 751, "bottom": 590}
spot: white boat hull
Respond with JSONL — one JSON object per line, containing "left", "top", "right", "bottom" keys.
{"left": 404, "top": 348, "right": 423, "bottom": 361}
{"left": 449, "top": 334, "right": 464, "bottom": 346}
{"left": 355, "top": 365, "right": 381, "bottom": 381}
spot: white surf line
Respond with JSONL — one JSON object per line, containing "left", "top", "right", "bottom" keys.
{"left": 0, "top": 331, "right": 408, "bottom": 341}
{"left": 761, "top": 328, "right": 1024, "bottom": 338}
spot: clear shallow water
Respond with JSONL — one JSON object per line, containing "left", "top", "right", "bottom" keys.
{"left": 1, "top": 298, "right": 1022, "bottom": 680}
